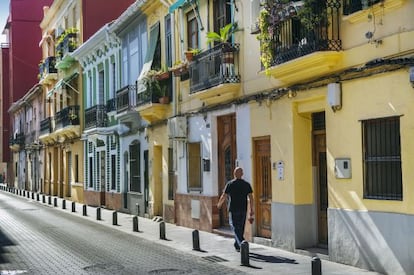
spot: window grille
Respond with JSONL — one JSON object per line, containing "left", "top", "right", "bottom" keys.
{"left": 362, "top": 116, "right": 402, "bottom": 200}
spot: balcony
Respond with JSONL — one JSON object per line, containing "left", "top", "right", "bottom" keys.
{"left": 39, "top": 56, "right": 57, "bottom": 84}
{"left": 260, "top": 0, "right": 343, "bottom": 84}
{"left": 54, "top": 105, "right": 80, "bottom": 141}
{"left": 85, "top": 105, "right": 107, "bottom": 130}
{"left": 9, "top": 133, "right": 25, "bottom": 151}
{"left": 116, "top": 85, "right": 137, "bottom": 114}
{"left": 343, "top": 0, "right": 404, "bottom": 23}
{"left": 189, "top": 43, "right": 241, "bottom": 105}
{"left": 55, "top": 32, "right": 78, "bottom": 70}
{"left": 135, "top": 78, "right": 171, "bottom": 123}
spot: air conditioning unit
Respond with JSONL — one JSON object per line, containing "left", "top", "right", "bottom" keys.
{"left": 167, "top": 116, "right": 187, "bottom": 139}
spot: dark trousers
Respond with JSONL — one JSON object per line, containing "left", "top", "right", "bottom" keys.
{"left": 229, "top": 211, "right": 247, "bottom": 248}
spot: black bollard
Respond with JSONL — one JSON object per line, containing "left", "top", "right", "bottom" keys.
{"left": 159, "top": 221, "right": 166, "bottom": 240}
{"left": 62, "top": 199, "right": 66, "bottom": 209}
{"left": 31, "top": 192, "right": 34, "bottom": 200}
{"left": 42, "top": 195, "right": 46, "bottom": 203}
{"left": 82, "top": 205, "right": 87, "bottom": 216}
{"left": 112, "top": 211, "right": 118, "bottom": 225}
{"left": 311, "top": 257, "right": 321, "bottom": 275}
{"left": 241, "top": 241, "right": 249, "bottom": 266}
{"left": 36, "top": 193, "right": 39, "bottom": 201}
{"left": 54, "top": 198, "right": 57, "bottom": 207}
{"left": 96, "top": 207, "right": 101, "bottom": 220}
{"left": 192, "top": 230, "right": 200, "bottom": 251}
{"left": 27, "top": 192, "right": 30, "bottom": 198}
{"left": 72, "top": 202, "right": 76, "bottom": 212}
{"left": 48, "top": 196, "right": 51, "bottom": 205}
{"left": 133, "top": 216, "right": 139, "bottom": 232}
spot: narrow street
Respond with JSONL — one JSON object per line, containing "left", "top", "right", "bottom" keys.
{"left": 0, "top": 191, "right": 243, "bottom": 275}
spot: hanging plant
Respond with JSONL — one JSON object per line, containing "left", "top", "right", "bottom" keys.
{"left": 257, "top": 8, "right": 273, "bottom": 75}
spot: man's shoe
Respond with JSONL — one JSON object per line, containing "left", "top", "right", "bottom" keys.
{"left": 234, "top": 243, "right": 240, "bottom": 252}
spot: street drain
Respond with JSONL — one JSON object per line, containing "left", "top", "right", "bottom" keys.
{"left": 202, "top": 255, "right": 228, "bottom": 263}
{"left": 148, "top": 268, "right": 189, "bottom": 274}
{"left": 83, "top": 263, "right": 124, "bottom": 272}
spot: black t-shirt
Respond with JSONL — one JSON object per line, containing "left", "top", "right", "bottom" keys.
{"left": 224, "top": 178, "right": 253, "bottom": 213}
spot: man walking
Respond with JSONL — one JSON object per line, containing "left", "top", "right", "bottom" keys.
{"left": 217, "top": 167, "right": 254, "bottom": 252}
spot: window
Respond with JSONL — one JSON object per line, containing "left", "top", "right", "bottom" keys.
{"left": 75, "top": 154, "right": 79, "bottom": 182}
{"left": 111, "top": 154, "right": 116, "bottom": 190}
{"left": 89, "top": 156, "right": 93, "bottom": 188}
{"left": 187, "top": 11, "right": 198, "bottom": 50}
{"left": 214, "top": 0, "right": 231, "bottom": 34}
{"left": 98, "top": 69, "right": 104, "bottom": 105}
{"left": 362, "top": 116, "right": 402, "bottom": 200}
{"left": 187, "top": 142, "right": 202, "bottom": 190}
{"left": 168, "top": 148, "right": 174, "bottom": 200}
{"left": 130, "top": 142, "right": 141, "bottom": 192}
{"left": 165, "top": 14, "right": 172, "bottom": 67}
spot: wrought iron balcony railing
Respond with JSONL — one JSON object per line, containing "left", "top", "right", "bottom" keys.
{"left": 56, "top": 33, "right": 78, "bottom": 60}
{"left": 116, "top": 85, "right": 137, "bottom": 113}
{"left": 84, "top": 104, "right": 107, "bottom": 130}
{"left": 189, "top": 43, "right": 240, "bottom": 94}
{"left": 40, "top": 117, "right": 52, "bottom": 136}
{"left": 55, "top": 105, "right": 80, "bottom": 129}
{"left": 343, "top": 0, "right": 382, "bottom": 15}
{"left": 9, "top": 133, "right": 25, "bottom": 146}
{"left": 39, "top": 56, "right": 57, "bottom": 79}
{"left": 136, "top": 78, "right": 171, "bottom": 107}
{"left": 106, "top": 98, "right": 116, "bottom": 113}
{"left": 263, "top": 1, "right": 341, "bottom": 66}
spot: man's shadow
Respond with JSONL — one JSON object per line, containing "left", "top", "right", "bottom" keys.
{"left": 242, "top": 253, "right": 298, "bottom": 269}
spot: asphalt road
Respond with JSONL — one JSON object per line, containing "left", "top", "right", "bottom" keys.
{"left": 0, "top": 192, "right": 244, "bottom": 275}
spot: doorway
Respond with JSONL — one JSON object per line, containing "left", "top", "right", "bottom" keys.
{"left": 217, "top": 113, "right": 236, "bottom": 227}
{"left": 253, "top": 136, "right": 272, "bottom": 238}
{"left": 312, "top": 112, "right": 328, "bottom": 246}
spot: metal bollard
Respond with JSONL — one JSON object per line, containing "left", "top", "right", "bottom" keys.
{"left": 54, "top": 198, "right": 57, "bottom": 207}
{"left": 42, "top": 195, "right": 46, "bottom": 203}
{"left": 112, "top": 211, "right": 118, "bottom": 225}
{"left": 27, "top": 191, "right": 30, "bottom": 198}
{"left": 159, "top": 221, "right": 166, "bottom": 240}
{"left": 192, "top": 230, "right": 200, "bottom": 251}
{"left": 71, "top": 202, "right": 76, "bottom": 212}
{"left": 133, "top": 216, "right": 139, "bottom": 232}
{"left": 62, "top": 199, "right": 66, "bottom": 209}
{"left": 36, "top": 193, "right": 39, "bottom": 201}
{"left": 240, "top": 241, "right": 250, "bottom": 266}
{"left": 48, "top": 196, "right": 51, "bottom": 205}
{"left": 311, "top": 257, "right": 321, "bottom": 275}
{"left": 82, "top": 205, "right": 87, "bottom": 216}
{"left": 31, "top": 192, "right": 34, "bottom": 200}
{"left": 96, "top": 207, "right": 101, "bottom": 220}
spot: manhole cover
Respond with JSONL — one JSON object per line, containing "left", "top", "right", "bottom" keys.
{"left": 148, "top": 269, "right": 189, "bottom": 274}
{"left": 83, "top": 263, "right": 124, "bottom": 272}
{"left": 202, "top": 255, "right": 228, "bottom": 263}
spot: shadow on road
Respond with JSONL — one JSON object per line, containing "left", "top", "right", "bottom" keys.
{"left": 248, "top": 252, "right": 298, "bottom": 264}
{"left": 0, "top": 227, "right": 14, "bottom": 264}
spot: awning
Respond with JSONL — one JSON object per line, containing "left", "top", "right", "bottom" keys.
{"left": 47, "top": 72, "right": 79, "bottom": 97}
{"left": 137, "top": 23, "right": 160, "bottom": 93}
{"left": 169, "top": 0, "right": 187, "bottom": 13}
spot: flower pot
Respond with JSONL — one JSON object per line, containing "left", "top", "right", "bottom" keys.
{"left": 158, "top": 96, "right": 170, "bottom": 104}
{"left": 155, "top": 71, "right": 170, "bottom": 81}
{"left": 185, "top": 52, "right": 194, "bottom": 62}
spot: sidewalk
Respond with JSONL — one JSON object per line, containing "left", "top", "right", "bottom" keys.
{"left": 2, "top": 188, "right": 381, "bottom": 275}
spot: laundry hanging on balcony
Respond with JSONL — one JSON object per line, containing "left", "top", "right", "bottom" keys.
{"left": 137, "top": 23, "right": 160, "bottom": 94}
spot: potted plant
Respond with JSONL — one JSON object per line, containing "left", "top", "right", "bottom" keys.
{"left": 169, "top": 60, "right": 188, "bottom": 77}
{"left": 157, "top": 84, "right": 169, "bottom": 104}
{"left": 206, "top": 22, "right": 238, "bottom": 64}
{"left": 184, "top": 48, "right": 202, "bottom": 62}
{"left": 153, "top": 64, "right": 170, "bottom": 81}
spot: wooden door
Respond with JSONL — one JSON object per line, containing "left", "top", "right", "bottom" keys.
{"left": 314, "top": 133, "right": 328, "bottom": 245}
{"left": 254, "top": 137, "right": 272, "bottom": 238}
{"left": 99, "top": 151, "right": 106, "bottom": 206}
{"left": 217, "top": 114, "right": 236, "bottom": 227}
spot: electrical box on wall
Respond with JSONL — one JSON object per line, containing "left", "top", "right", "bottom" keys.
{"left": 335, "top": 158, "right": 351, "bottom": 179}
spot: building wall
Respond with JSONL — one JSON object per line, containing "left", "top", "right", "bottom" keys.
{"left": 1, "top": 46, "right": 10, "bottom": 176}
